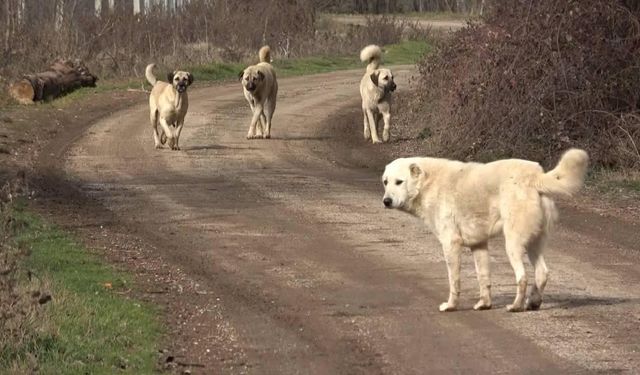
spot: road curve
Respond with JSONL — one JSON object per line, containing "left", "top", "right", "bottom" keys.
{"left": 61, "top": 69, "right": 639, "bottom": 374}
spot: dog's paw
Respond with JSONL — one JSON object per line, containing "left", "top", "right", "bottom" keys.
{"left": 371, "top": 139, "right": 382, "bottom": 144}
{"left": 525, "top": 298, "right": 542, "bottom": 311}
{"left": 506, "top": 303, "right": 525, "bottom": 312}
{"left": 382, "top": 131, "right": 390, "bottom": 142}
{"left": 364, "top": 130, "right": 371, "bottom": 140}
{"left": 263, "top": 134, "right": 271, "bottom": 139}
{"left": 439, "top": 302, "right": 457, "bottom": 312}
{"left": 246, "top": 134, "right": 255, "bottom": 140}
{"left": 473, "top": 300, "right": 492, "bottom": 311}
{"left": 154, "top": 144, "right": 162, "bottom": 149}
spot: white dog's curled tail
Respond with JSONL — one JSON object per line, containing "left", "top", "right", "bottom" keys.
{"left": 145, "top": 64, "right": 157, "bottom": 86}
{"left": 537, "top": 148, "right": 589, "bottom": 196}
{"left": 259, "top": 46, "right": 272, "bottom": 63}
{"left": 360, "top": 44, "right": 383, "bottom": 71}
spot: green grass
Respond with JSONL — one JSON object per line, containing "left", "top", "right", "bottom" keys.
{"left": 587, "top": 169, "right": 640, "bottom": 196}
{"left": 190, "top": 40, "right": 430, "bottom": 82}
{"left": 1, "top": 204, "right": 161, "bottom": 374}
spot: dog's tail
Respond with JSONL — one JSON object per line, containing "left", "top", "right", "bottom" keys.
{"left": 259, "top": 46, "right": 272, "bottom": 63}
{"left": 536, "top": 148, "right": 589, "bottom": 196}
{"left": 145, "top": 64, "right": 157, "bottom": 86}
{"left": 360, "top": 45, "right": 383, "bottom": 71}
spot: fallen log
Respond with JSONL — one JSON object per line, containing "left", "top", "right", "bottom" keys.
{"left": 8, "top": 59, "right": 98, "bottom": 104}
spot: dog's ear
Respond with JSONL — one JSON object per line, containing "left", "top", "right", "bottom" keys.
{"left": 370, "top": 72, "right": 379, "bottom": 86}
{"left": 187, "top": 73, "right": 194, "bottom": 85}
{"left": 238, "top": 71, "right": 244, "bottom": 81}
{"left": 257, "top": 71, "right": 265, "bottom": 80}
{"left": 167, "top": 71, "right": 175, "bottom": 83}
{"left": 409, "top": 163, "right": 423, "bottom": 179}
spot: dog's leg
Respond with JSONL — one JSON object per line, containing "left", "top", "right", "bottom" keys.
{"left": 159, "top": 117, "right": 174, "bottom": 149}
{"left": 471, "top": 242, "right": 492, "bottom": 310}
{"left": 173, "top": 120, "right": 184, "bottom": 151}
{"left": 365, "top": 110, "right": 381, "bottom": 144}
{"left": 439, "top": 238, "right": 462, "bottom": 312}
{"left": 382, "top": 111, "right": 391, "bottom": 142}
{"left": 504, "top": 235, "right": 528, "bottom": 312}
{"left": 256, "top": 113, "right": 266, "bottom": 137}
{"left": 263, "top": 104, "right": 274, "bottom": 139}
{"left": 247, "top": 104, "right": 263, "bottom": 139}
{"left": 151, "top": 110, "right": 161, "bottom": 148}
{"left": 526, "top": 234, "right": 549, "bottom": 311}
{"left": 363, "top": 111, "right": 371, "bottom": 140}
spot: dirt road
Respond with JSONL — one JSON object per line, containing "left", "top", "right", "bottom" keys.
{"left": 45, "top": 69, "right": 639, "bottom": 374}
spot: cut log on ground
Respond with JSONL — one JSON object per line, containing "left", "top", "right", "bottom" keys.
{"left": 8, "top": 59, "right": 98, "bottom": 104}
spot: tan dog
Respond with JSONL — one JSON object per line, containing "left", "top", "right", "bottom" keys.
{"left": 145, "top": 64, "right": 193, "bottom": 150}
{"left": 239, "top": 46, "right": 278, "bottom": 139}
{"left": 382, "top": 149, "right": 589, "bottom": 312}
{"left": 360, "top": 45, "right": 396, "bottom": 144}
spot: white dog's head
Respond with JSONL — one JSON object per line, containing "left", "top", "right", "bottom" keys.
{"left": 370, "top": 68, "right": 397, "bottom": 93}
{"left": 167, "top": 70, "right": 194, "bottom": 93}
{"left": 382, "top": 158, "right": 424, "bottom": 211}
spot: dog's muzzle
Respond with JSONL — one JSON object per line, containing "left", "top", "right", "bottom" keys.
{"left": 383, "top": 197, "right": 393, "bottom": 208}
{"left": 245, "top": 82, "right": 256, "bottom": 92}
{"left": 389, "top": 82, "right": 397, "bottom": 92}
{"left": 177, "top": 84, "right": 187, "bottom": 93}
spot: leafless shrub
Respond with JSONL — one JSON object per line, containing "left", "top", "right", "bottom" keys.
{"left": 408, "top": 0, "right": 640, "bottom": 169}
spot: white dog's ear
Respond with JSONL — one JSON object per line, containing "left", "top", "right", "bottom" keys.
{"left": 409, "top": 163, "right": 423, "bottom": 179}
{"left": 187, "top": 73, "right": 194, "bottom": 85}
{"left": 257, "top": 71, "right": 265, "bottom": 80}
{"left": 167, "top": 71, "right": 175, "bottom": 83}
{"left": 370, "top": 72, "right": 379, "bottom": 85}
{"left": 238, "top": 71, "right": 244, "bottom": 81}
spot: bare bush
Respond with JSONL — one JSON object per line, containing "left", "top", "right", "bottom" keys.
{"left": 409, "top": 0, "right": 640, "bottom": 169}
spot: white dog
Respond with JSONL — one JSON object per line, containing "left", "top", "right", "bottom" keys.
{"left": 382, "top": 149, "right": 589, "bottom": 312}
{"left": 145, "top": 64, "right": 193, "bottom": 150}
{"left": 359, "top": 45, "right": 396, "bottom": 143}
{"left": 239, "top": 46, "right": 278, "bottom": 139}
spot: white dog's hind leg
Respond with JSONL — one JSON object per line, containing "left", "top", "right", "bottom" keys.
{"left": 439, "top": 239, "right": 462, "bottom": 312}
{"left": 159, "top": 117, "right": 174, "bottom": 149}
{"left": 256, "top": 113, "right": 266, "bottom": 137}
{"left": 504, "top": 236, "right": 528, "bottom": 312}
{"left": 471, "top": 243, "right": 492, "bottom": 310}
{"left": 526, "top": 235, "right": 549, "bottom": 311}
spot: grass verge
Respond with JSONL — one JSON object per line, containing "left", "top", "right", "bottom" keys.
{"left": 0, "top": 201, "right": 161, "bottom": 374}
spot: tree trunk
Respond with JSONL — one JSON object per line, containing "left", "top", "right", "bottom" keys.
{"left": 8, "top": 59, "right": 98, "bottom": 104}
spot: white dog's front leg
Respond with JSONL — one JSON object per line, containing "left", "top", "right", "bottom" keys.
{"left": 247, "top": 104, "right": 263, "bottom": 139}
{"left": 159, "top": 117, "right": 174, "bottom": 148}
{"left": 365, "top": 110, "right": 381, "bottom": 144}
{"left": 173, "top": 121, "right": 184, "bottom": 150}
{"left": 362, "top": 111, "right": 371, "bottom": 140}
{"left": 382, "top": 112, "right": 391, "bottom": 142}
{"left": 440, "top": 239, "right": 462, "bottom": 312}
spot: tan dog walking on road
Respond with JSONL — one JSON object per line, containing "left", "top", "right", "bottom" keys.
{"left": 146, "top": 64, "right": 193, "bottom": 150}
{"left": 239, "top": 46, "right": 278, "bottom": 139}
{"left": 382, "top": 149, "right": 589, "bottom": 312}
{"left": 360, "top": 45, "right": 396, "bottom": 144}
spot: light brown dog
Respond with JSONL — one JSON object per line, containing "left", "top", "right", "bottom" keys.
{"left": 146, "top": 64, "right": 193, "bottom": 150}
{"left": 359, "top": 45, "right": 396, "bottom": 144}
{"left": 239, "top": 46, "right": 278, "bottom": 139}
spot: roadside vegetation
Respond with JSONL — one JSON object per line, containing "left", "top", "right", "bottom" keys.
{"left": 394, "top": 0, "right": 640, "bottom": 192}
{"left": 0, "top": 193, "right": 161, "bottom": 373}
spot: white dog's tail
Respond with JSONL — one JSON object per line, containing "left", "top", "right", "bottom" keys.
{"left": 145, "top": 64, "right": 157, "bottom": 86}
{"left": 259, "top": 46, "right": 272, "bottom": 63}
{"left": 536, "top": 148, "right": 589, "bottom": 196}
{"left": 360, "top": 45, "right": 383, "bottom": 71}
